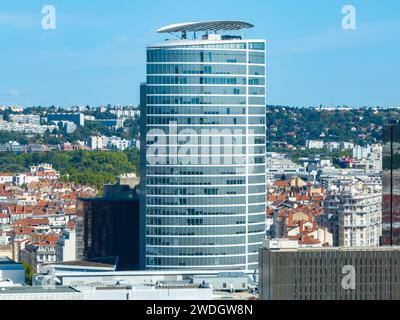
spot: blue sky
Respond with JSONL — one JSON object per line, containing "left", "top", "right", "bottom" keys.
{"left": 0, "top": 0, "right": 399, "bottom": 107}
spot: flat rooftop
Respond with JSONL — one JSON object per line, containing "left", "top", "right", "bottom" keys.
{"left": 50, "top": 260, "right": 115, "bottom": 269}
{"left": 0, "top": 257, "right": 22, "bottom": 265}
{"left": 263, "top": 246, "right": 400, "bottom": 252}
{"left": 39, "top": 269, "right": 255, "bottom": 278}
{"left": 0, "top": 286, "right": 79, "bottom": 294}
{"left": 46, "top": 258, "right": 118, "bottom": 271}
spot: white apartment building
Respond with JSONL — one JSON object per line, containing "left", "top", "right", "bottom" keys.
{"left": 21, "top": 241, "right": 58, "bottom": 273}
{"left": 56, "top": 228, "right": 76, "bottom": 262}
{"left": 324, "top": 141, "right": 341, "bottom": 152}
{"left": 369, "top": 144, "right": 382, "bottom": 171}
{"left": 110, "top": 107, "right": 140, "bottom": 119}
{"left": 107, "top": 136, "right": 131, "bottom": 150}
{"left": 0, "top": 173, "right": 13, "bottom": 184}
{"left": 325, "top": 181, "right": 382, "bottom": 247}
{"left": 306, "top": 140, "right": 324, "bottom": 149}
{"left": 352, "top": 144, "right": 382, "bottom": 171}
{"left": 340, "top": 142, "right": 354, "bottom": 150}
{"left": 266, "top": 155, "right": 304, "bottom": 186}
{"left": 353, "top": 145, "right": 371, "bottom": 160}
{"left": 89, "top": 136, "right": 132, "bottom": 150}
{"left": 0, "top": 120, "right": 56, "bottom": 134}
{"left": 89, "top": 136, "right": 105, "bottom": 149}
{"left": 319, "top": 167, "right": 382, "bottom": 189}
{"left": 9, "top": 114, "right": 40, "bottom": 125}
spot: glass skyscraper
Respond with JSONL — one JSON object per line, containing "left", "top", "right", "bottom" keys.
{"left": 140, "top": 21, "right": 266, "bottom": 270}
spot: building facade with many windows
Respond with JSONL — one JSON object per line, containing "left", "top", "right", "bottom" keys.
{"left": 259, "top": 243, "right": 400, "bottom": 300}
{"left": 141, "top": 21, "right": 266, "bottom": 270}
{"left": 324, "top": 180, "right": 382, "bottom": 247}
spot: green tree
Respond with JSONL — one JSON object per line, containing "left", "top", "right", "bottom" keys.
{"left": 22, "top": 261, "right": 33, "bottom": 285}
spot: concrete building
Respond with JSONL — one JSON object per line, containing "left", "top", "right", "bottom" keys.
{"left": 352, "top": 144, "right": 382, "bottom": 171}
{"left": 340, "top": 142, "right": 354, "bottom": 150}
{"left": 259, "top": 244, "right": 400, "bottom": 300}
{"left": 9, "top": 114, "right": 40, "bottom": 126}
{"left": 266, "top": 154, "right": 306, "bottom": 186}
{"left": 47, "top": 113, "right": 85, "bottom": 127}
{"left": 324, "top": 141, "right": 341, "bottom": 152}
{"left": 0, "top": 282, "right": 211, "bottom": 300}
{"left": 110, "top": 107, "right": 140, "bottom": 119}
{"left": 56, "top": 226, "right": 76, "bottom": 262}
{"left": 77, "top": 283, "right": 212, "bottom": 300}
{"left": 33, "top": 267, "right": 252, "bottom": 297}
{"left": 89, "top": 136, "right": 132, "bottom": 150}
{"left": 353, "top": 145, "right": 371, "bottom": 160}
{"left": 192, "top": 272, "right": 251, "bottom": 292}
{"left": 20, "top": 235, "right": 59, "bottom": 272}
{"left": 319, "top": 168, "right": 382, "bottom": 189}
{"left": 305, "top": 140, "right": 324, "bottom": 149}
{"left": 0, "top": 120, "right": 56, "bottom": 135}
{"left": 0, "top": 286, "right": 83, "bottom": 300}
{"left": 370, "top": 144, "right": 383, "bottom": 171}
{"left": 0, "top": 257, "right": 25, "bottom": 284}
{"left": 89, "top": 136, "right": 105, "bottom": 150}
{"left": 324, "top": 180, "right": 382, "bottom": 247}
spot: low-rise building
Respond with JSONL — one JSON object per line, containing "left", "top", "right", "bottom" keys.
{"left": 20, "top": 234, "right": 60, "bottom": 272}
{"left": 56, "top": 222, "right": 76, "bottom": 262}
{"left": 306, "top": 140, "right": 324, "bottom": 149}
{"left": 0, "top": 257, "right": 25, "bottom": 284}
{"left": 9, "top": 114, "right": 40, "bottom": 126}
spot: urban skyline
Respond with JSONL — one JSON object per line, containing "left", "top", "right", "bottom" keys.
{"left": 0, "top": 1, "right": 399, "bottom": 304}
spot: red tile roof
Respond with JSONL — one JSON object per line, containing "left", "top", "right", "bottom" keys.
{"left": 273, "top": 180, "right": 290, "bottom": 188}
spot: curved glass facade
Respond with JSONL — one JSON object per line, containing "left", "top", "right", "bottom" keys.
{"left": 143, "top": 40, "right": 266, "bottom": 270}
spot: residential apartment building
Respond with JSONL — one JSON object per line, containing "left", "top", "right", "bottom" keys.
{"left": 305, "top": 140, "right": 324, "bottom": 149}
{"left": 324, "top": 180, "right": 382, "bottom": 247}
{"left": 21, "top": 234, "right": 59, "bottom": 272}
{"left": 266, "top": 154, "right": 306, "bottom": 186}
{"left": 9, "top": 114, "right": 40, "bottom": 126}
{"left": 56, "top": 222, "right": 76, "bottom": 262}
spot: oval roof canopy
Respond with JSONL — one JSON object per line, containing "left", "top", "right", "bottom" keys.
{"left": 157, "top": 21, "right": 254, "bottom": 33}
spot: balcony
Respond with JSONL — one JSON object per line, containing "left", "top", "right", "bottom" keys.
{"left": 343, "top": 222, "right": 370, "bottom": 228}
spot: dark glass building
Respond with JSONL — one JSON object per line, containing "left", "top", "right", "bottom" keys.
{"left": 76, "top": 175, "right": 145, "bottom": 270}
{"left": 382, "top": 121, "right": 400, "bottom": 245}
